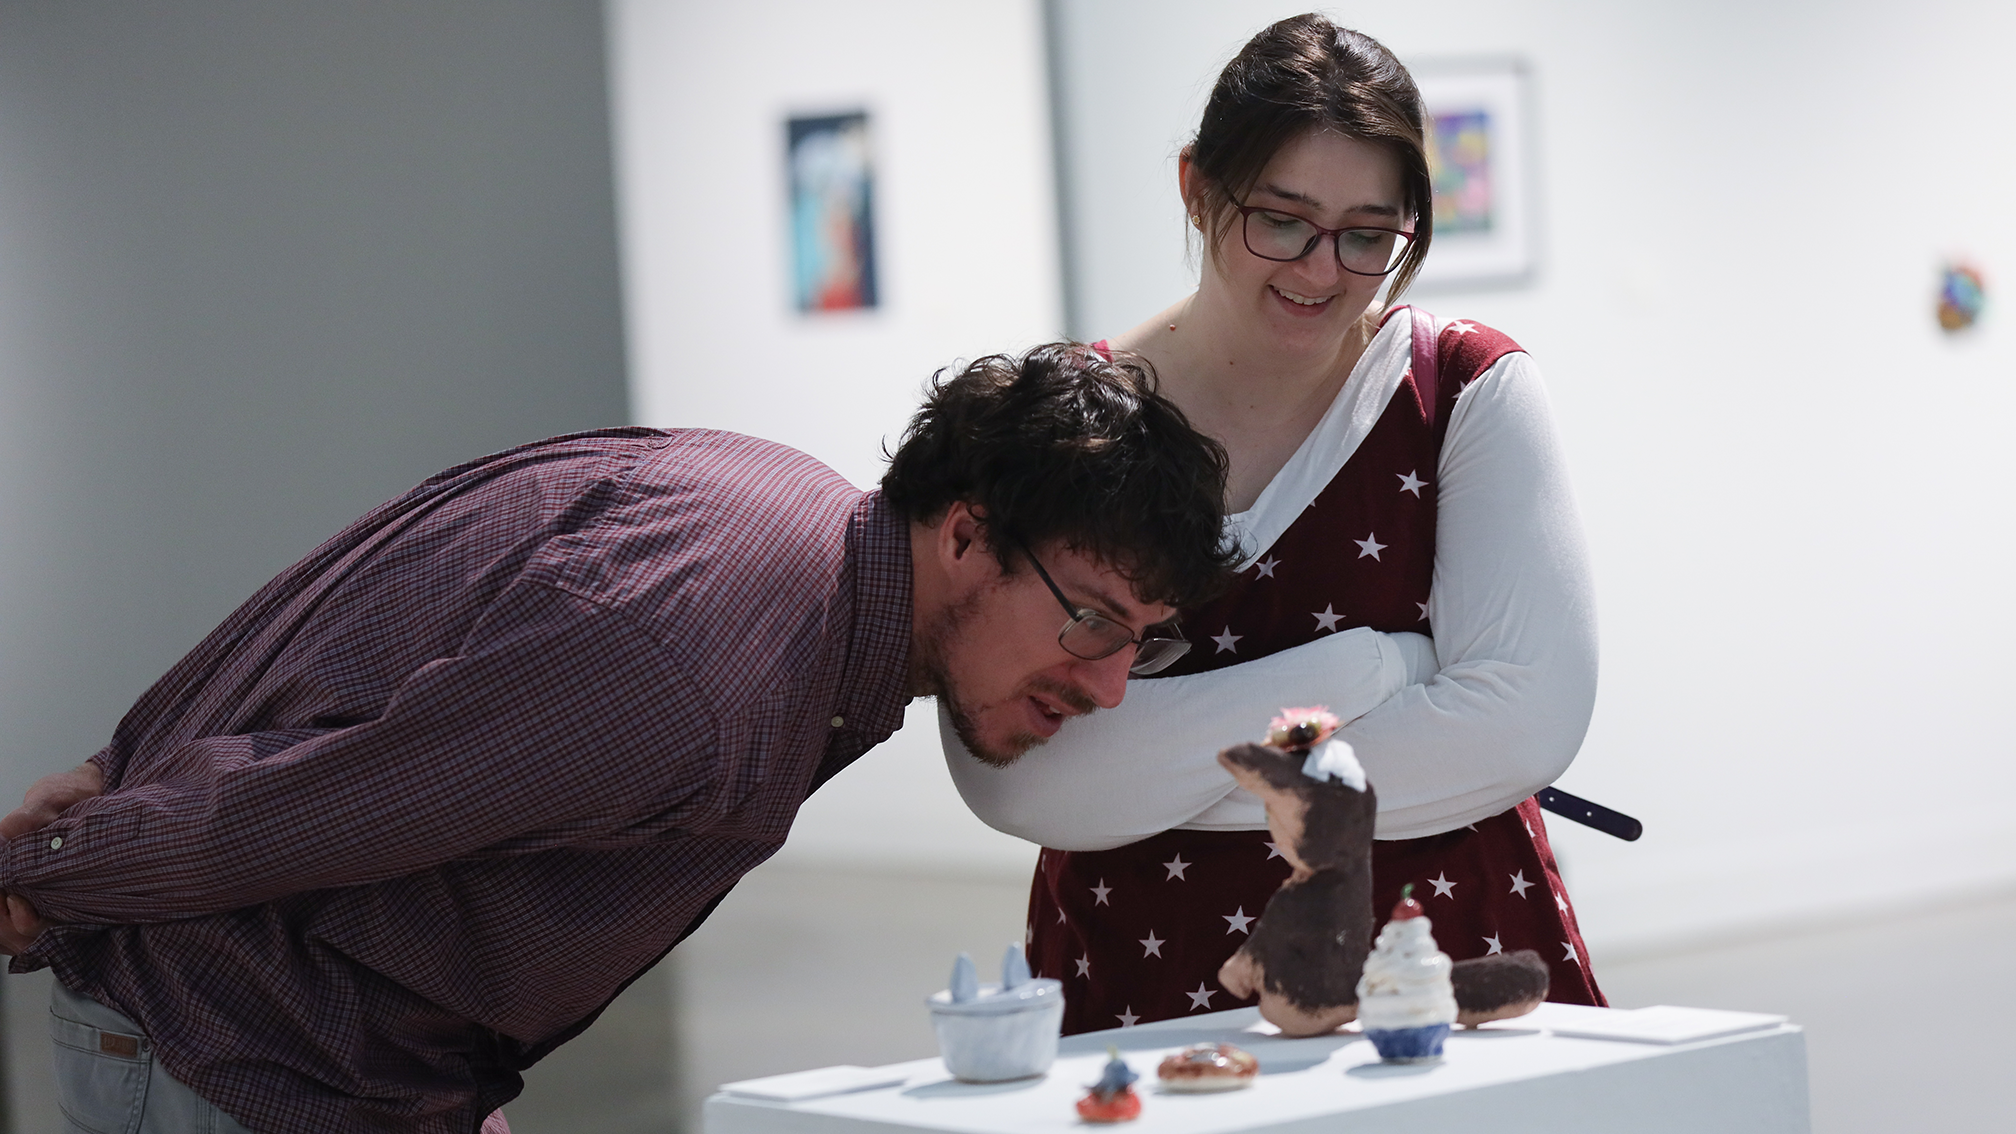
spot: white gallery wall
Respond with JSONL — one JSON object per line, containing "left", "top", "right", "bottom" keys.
{"left": 1050, "top": 0, "right": 2016, "bottom": 953}
{"left": 606, "top": 0, "right": 1062, "bottom": 875}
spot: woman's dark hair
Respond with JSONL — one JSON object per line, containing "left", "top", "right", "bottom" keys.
{"left": 1188, "top": 14, "right": 1433, "bottom": 299}
{"left": 882, "top": 343, "right": 1239, "bottom": 610}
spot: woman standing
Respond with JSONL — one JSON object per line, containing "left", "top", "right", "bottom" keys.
{"left": 946, "top": 14, "right": 1604, "bottom": 1033}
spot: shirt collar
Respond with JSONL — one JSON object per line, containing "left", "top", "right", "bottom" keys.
{"left": 834, "top": 491, "right": 912, "bottom": 745}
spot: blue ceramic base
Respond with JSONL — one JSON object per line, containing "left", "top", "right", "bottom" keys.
{"left": 1364, "top": 1023, "right": 1450, "bottom": 1063}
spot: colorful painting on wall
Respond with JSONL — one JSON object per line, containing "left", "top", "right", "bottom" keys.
{"left": 787, "top": 111, "right": 878, "bottom": 312}
{"left": 1429, "top": 109, "right": 1495, "bottom": 236}
{"left": 1937, "top": 263, "right": 1986, "bottom": 332}
{"left": 1410, "top": 61, "right": 1533, "bottom": 289}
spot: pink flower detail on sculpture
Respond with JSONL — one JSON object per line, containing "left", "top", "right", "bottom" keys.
{"left": 1265, "top": 707, "right": 1341, "bottom": 749}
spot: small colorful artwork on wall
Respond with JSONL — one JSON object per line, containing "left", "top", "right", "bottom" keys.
{"left": 1409, "top": 60, "right": 1533, "bottom": 290}
{"left": 1937, "top": 264, "right": 1985, "bottom": 332}
{"left": 787, "top": 111, "right": 878, "bottom": 312}
{"left": 1428, "top": 109, "right": 1494, "bottom": 236}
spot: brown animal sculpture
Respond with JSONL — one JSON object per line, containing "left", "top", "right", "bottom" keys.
{"left": 1216, "top": 710, "right": 1551, "bottom": 1037}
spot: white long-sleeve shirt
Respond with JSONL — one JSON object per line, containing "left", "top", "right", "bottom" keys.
{"left": 945, "top": 316, "right": 1597, "bottom": 844}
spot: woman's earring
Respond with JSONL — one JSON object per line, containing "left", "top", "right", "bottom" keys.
{"left": 1190, "top": 214, "right": 1202, "bottom": 228}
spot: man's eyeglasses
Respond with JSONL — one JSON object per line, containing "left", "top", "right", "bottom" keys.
{"left": 1229, "top": 199, "right": 1415, "bottom": 277}
{"left": 1017, "top": 541, "right": 1191, "bottom": 676}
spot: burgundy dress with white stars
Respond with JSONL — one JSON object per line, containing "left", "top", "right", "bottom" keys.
{"left": 1027, "top": 309, "right": 1604, "bottom": 1034}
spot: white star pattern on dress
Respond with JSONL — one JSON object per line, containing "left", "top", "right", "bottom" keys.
{"left": 1448, "top": 320, "right": 1477, "bottom": 337}
{"left": 1223, "top": 907, "right": 1255, "bottom": 934}
{"left": 1263, "top": 842, "right": 1284, "bottom": 861}
{"left": 1025, "top": 923, "right": 1033, "bottom": 947}
{"left": 1354, "top": 533, "right": 1387, "bottom": 560}
{"left": 1090, "top": 879, "right": 1112, "bottom": 906}
{"left": 1163, "top": 855, "right": 1190, "bottom": 881}
{"left": 1556, "top": 892, "right": 1570, "bottom": 912}
{"left": 1140, "top": 931, "right": 1165, "bottom": 958}
{"left": 1076, "top": 955, "right": 1092, "bottom": 978}
{"left": 1483, "top": 933, "right": 1504, "bottom": 955}
{"left": 1057, "top": 909, "right": 1067, "bottom": 923}
{"left": 1211, "top": 627, "right": 1242, "bottom": 654}
{"left": 1254, "top": 555, "right": 1280, "bottom": 579}
{"left": 1416, "top": 601, "right": 1430, "bottom": 622}
{"left": 1117, "top": 1007, "right": 1140, "bottom": 1027}
{"left": 1562, "top": 941, "right": 1580, "bottom": 964}
{"left": 1396, "top": 470, "right": 1427, "bottom": 496}
{"left": 1509, "top": 871, "right": 1535, "bottom": 898}
{"left": 1186, "top": 983, "right": 1217, "bottom": 1011}
{"left": 1312, "top": 604, "right": 1344, "bottom": 633}
{"left": 1428, "top": 872, "right": 1457, "bottom": 898}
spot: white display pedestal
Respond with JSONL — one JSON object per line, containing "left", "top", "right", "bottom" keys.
{"left": 705, "top": 1003, "right": 1809, "bottom": 1134}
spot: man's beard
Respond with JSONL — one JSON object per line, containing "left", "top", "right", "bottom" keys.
{"left": 913, "top": 593, "right": 1098, "bottom": 768}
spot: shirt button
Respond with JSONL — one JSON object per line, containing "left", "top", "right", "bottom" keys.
{"left": 830, "top": 716, "right": 845, "bottom": 729}
{"left": 48, "top": 837, "right": 63, "bottom": 850}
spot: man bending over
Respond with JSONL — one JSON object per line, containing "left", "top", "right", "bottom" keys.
{"left": 0, "top": 344, "right": 1236, "bottom": 1134}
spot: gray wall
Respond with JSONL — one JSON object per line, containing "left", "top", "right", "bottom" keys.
{"left": 0, "top": 0, "right": 628, "bottom": 800}
{"left": 0, "top": 2, "right": 628, "bottom": 1126}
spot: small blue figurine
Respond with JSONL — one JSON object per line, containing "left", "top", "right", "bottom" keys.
{"left": 1076, "top": 1046, "right": 1141, "bottom": 1123}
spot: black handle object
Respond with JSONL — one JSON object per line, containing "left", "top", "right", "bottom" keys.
{"left": 1537, "top": 787, "right": 1643, "bottom": 842}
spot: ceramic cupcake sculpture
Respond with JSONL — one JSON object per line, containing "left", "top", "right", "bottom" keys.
{"left": 1356, "top": 885, "right": 1458, "bottom": 1062}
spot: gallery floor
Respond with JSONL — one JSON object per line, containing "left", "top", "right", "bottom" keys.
{"left": 5, "top": 866, "right": 2010, "bottom": 1134}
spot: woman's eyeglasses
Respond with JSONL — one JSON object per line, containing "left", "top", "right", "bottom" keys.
{"left": 1229, "top": 200, "right": 1415, "bottom": 277}
{"left": 1017, "top": 541, "right": 1191, "bottom": 676}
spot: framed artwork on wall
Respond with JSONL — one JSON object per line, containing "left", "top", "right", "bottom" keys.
{"left": 786, "top": 110, "right": 879, "bottom": 312}
{"left": 1409, "top": 60, "right": 1535, "bottom": 290}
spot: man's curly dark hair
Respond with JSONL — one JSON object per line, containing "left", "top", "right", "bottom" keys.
{"left": 882, "top": 342, "right": 1240, "bottom": 610}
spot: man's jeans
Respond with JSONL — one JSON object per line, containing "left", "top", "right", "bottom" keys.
{"left": 49, "top": 980, "right": 254, "bottom": 1134}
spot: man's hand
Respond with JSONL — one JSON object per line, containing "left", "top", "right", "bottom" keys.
{"left": 0, "top": 892, "right": 47, "bottom": 955}
{"left": 0, "top": 762, "right": 105, "bottom": 840}
{"left": 0, "top": 763, "right": 100, "bottom": 955}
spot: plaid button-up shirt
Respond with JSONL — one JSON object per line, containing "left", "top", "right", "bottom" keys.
{"left": 2, "top": 428, "right": 913, "bottom": 1134}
